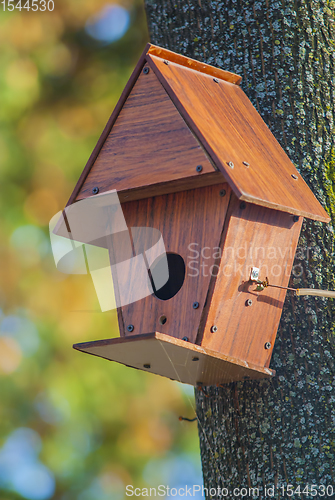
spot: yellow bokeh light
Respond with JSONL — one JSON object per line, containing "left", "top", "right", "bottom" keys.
{"left": 40, "top": 44, "right": 73, "bottom": 77}
{"left": 118, "top": 417, "right": 172, "bottom": 456}
{"left": 1, "top": 13, "right": 64, "bottom": 50}
{"left": 24, "top": 188, "right": 59, "bottom": 225}
{"left": 57, "top": 106, "right": 96, "bottom": 139}
{"left": 5, "top": 58, "right": 39, "bottom": 92}
{"left": 0, "top": 337, "right": 22, "bottom": 375}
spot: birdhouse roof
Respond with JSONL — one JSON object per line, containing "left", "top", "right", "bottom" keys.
{"left": 68, "top": 43, "right": 329, "bottom": 223}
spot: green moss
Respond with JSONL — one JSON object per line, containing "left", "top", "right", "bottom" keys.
{"left": 325, "top": 149, "right": 335, "bottom": 222}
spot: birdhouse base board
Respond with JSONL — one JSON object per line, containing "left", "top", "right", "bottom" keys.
{"left": 73, "top": 332, "right": 275, "bottom": 386}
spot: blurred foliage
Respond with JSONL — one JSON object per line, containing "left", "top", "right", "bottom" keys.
{"left": 0, "top": 2, "right": 201, "bottom": 499}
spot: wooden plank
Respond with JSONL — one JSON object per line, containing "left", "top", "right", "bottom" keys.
{"left": 118, "top": 183, "right": 231, "bottom": 342}
{"left": 73, "top": 332, "right": 275, "bottom": 386}
{"left": 147, "top": 55, "right": 330, "bottom": 223}
{"left": 117, "top": 171, "right": 225, "bottom": 203}
{"left": 200, "top": 194, "right": 303, "bottom": 368}
{"left": 75, "top": 67, "right": 216, "bottom": 201}
{"left": 147, "top": 45, "right": 242, "bottom": 85}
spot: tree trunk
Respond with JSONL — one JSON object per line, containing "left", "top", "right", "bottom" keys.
{"left": 144, "top": 0, "right": 335, "bottom": 496}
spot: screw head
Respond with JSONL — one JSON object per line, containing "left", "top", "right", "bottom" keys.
{"left": 213, "top": 77, "right": 219, "bottom": 83}
{"left": 211, "top": 325, "right": 218, "bottom": 333}
{"left": 220, "top": 189, "right": 226, "bottom": 197}
{"left": 193, "top": 302, "right": 199, "bottom": 309}
{"left": 240, "top": 201, "right": 246, "bottom": 210}
{"left": 182, "top": 336, "right": 189, "bottom": 342}
{"left": 196, "top": 165, "right": 203, "bottom": 173}
{"left": 127, "top": 324, "right": 134, "bottom": 332}
{"left": 293, "top": 215, "right": 299, "bottom": 222}
{"left": 291, "top": 174, "right": 298, "bottom": 180}
{"left": 92, "top": 187, "right": 99, "bottom": 195}
{"left": 243, "top": 161, "right": 250, "bottom": 167}
{"left": 143, "top": 363, "right": 151, "bottom": 369}
{"left": 246, "top": 299, "right": 253, "bottom": 307}
{"left": 228, "top": 161, "right": 234, "bottom": 169}
{"left": 192, "top": 357, "right": 199, "bottom": 361}
{"left": 264, "top": 342, "right": 271, "bottom": 350}
{"left": 143, "top": 67, "right": 150, "bottom": 74}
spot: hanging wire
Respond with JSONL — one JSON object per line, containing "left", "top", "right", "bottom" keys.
{"left": 250, "top": 273, "right": 335, "bottom": 298}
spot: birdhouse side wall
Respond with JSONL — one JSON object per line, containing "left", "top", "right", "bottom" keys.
{"left": 199, "top": 195, "right": 303, "bottom": 369}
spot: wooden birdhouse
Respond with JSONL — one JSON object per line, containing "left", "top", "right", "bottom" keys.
{"left": 56, "top": 43, "right": 330, "bottom": 386}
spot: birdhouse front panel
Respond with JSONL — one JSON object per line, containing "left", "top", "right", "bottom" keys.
{"left": 74, "top": 66, "right": 223, "bottom": 204}
{"left": 200, "top": 194, "right": 303, "bottom": 368}
{"left": 116, "top": 183, "right": 231, "bottom": 343}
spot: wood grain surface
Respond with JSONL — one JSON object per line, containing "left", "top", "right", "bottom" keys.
{"left": 200, "top": 194, "right": 303, "bottom": 368}
{"left": 117, "top": 183, "right": 231, "bottom": 342}
{"left": 65, "top": 42, "right": 236, "bottom": 207}
{"left": 147, "top": 45, "right": 242, "bottom": 85}
{"left": 73, "top": 332, "right": 275, "bottom": 386}
{"left": 76, "top": 66, "right": 216, "bottom": 201}
{"left": 147, "top": 54, "right": 330, "bottom": 223}
{"left": 116, "top": 171, "right": 226, "bottom": 203}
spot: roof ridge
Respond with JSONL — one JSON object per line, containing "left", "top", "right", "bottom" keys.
{"left": 147, "top": 44, "right": 242, "bottom": 85}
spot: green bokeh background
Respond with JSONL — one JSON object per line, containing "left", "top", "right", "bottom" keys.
{"left": 0, "top": 2, "right": 201, "bottom": 498}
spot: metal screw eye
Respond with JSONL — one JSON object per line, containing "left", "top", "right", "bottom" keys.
{"left": 192, "top": 357, "right": 199, "bottom": 361}
{"left": 182, "top": 336, "right": 189, "bottom": 342}
{"left": 196, "top": 165, "right": 203, "bottom": 173}
{"left": 220, "top": 189, "right": 226, "bottom": 197}
{"left": 264, "top": 342, "right": 271, "bottom": 350}
{"left": 291, "top": 174, "right": 298, "bottom": 180}
{"left": 243, "top": 161, "right": 250, "bottom": 167}
{"left": 293, "top": 215, "right": 299, "bottom": 222}
{"left": 213, "top": 77, "right": 219, "bottom": 83}
{"left": 246, "top": 299, "right": 253, "bottom": 306}
{"left": 164, "top": 60, "right": 169, "bottom": 65}
{"left": 240, "top": 201, "right": 246, "bottom": 210}
{"left": 143, "top": 67, "right": 150, "bottom": 74}
{"left": 143, "top": 363, "right": 151, "bottom": 369}
{"left": 193, "top": 302, "right": 199, "bottom": 309}
{"left": 92, "top": 187, "right": 99, "bottom": 195}
{"left": 127, "top": 324, "right": 134, "bottom": 332}
{"left": 211, "top": 325, "right": 218, "bottom": 333}
{"left": 228, "top": 161, "right": 234, "bottom": 169}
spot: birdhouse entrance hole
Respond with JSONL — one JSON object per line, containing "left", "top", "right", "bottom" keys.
{"left": 151, "top": 252, "right": 185, "bottom": 301}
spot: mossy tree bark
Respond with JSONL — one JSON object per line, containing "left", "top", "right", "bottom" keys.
{"left": 144, "top": 0, "right": 335, "bottom": 496}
